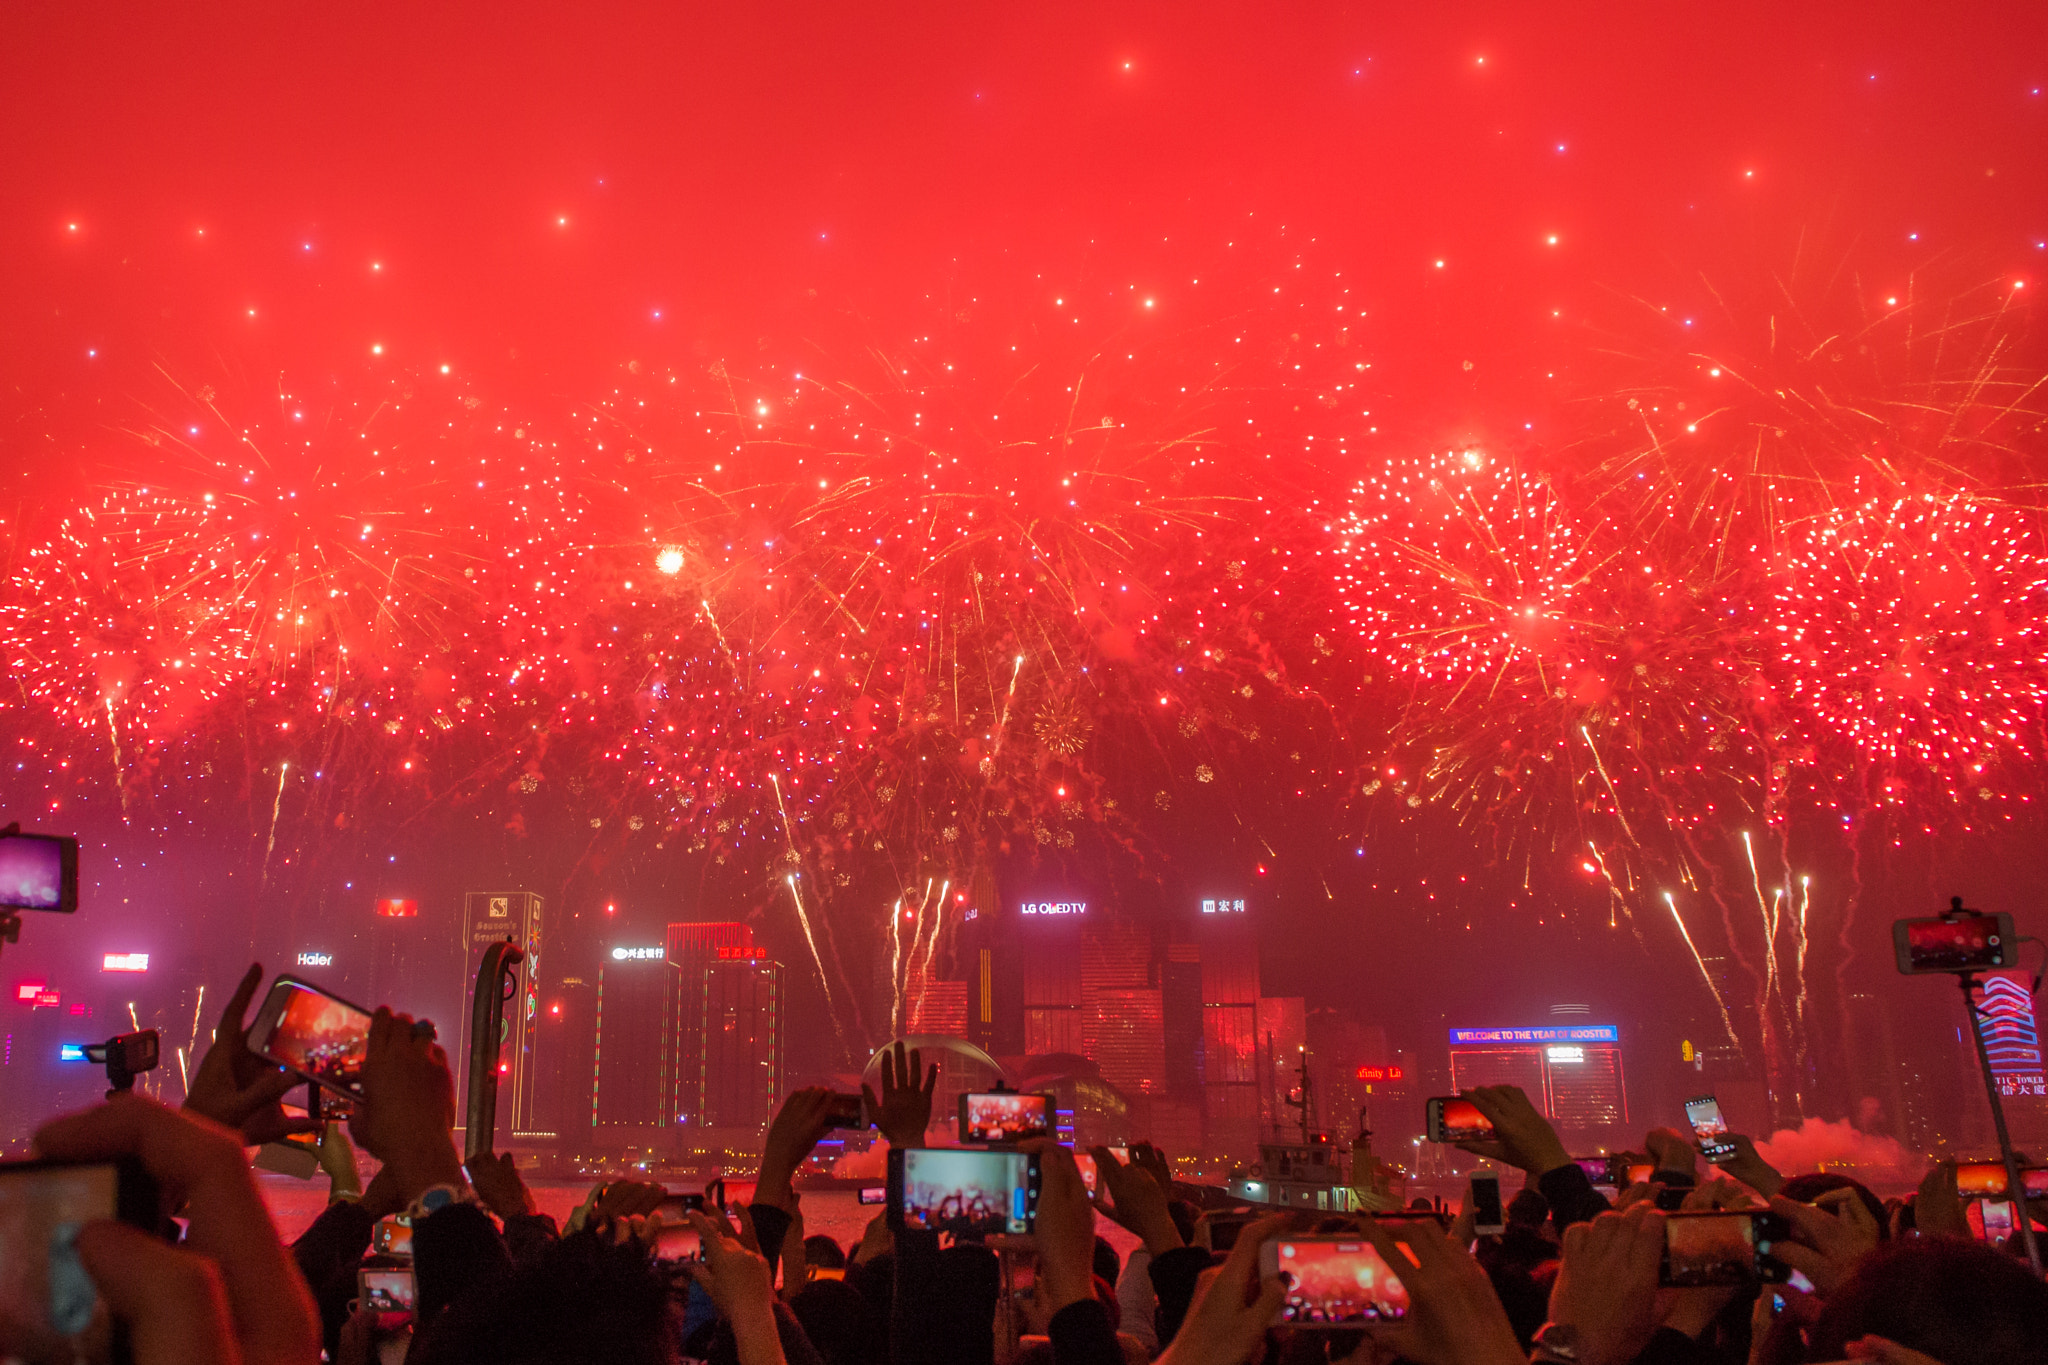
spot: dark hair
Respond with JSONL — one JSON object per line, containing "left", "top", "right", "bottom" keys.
{"left": 1778, "top": 1172, "right": 1889, "bottom": 1240}
{"left": 410, "top": 1232, "right": 678, "bottom": 1365}
{"left": 1807, "top": 1236, "right": 2048, "bottom": 1365}
{"left": 1167, "top": 1199, "right": 1199, "bottom": 1245}
{"left": 787, "top": 1278, "right": 882, "bottom": 1365}
{"left": 805, "top": 1233, "right": 848, "bottom": 1269}
{"left": 1506, "top": 1188, "right": 1549, "bottom": 1228}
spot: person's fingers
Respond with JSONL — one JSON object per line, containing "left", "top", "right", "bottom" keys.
{"left": 219, "top": 964, "right": 264, "bottom": 1045}
{"left": 242, "top": 1065, "right": 302, "bottom": 1109}
{"left": 1248, "top": 1273, "right": 1287, "bottom": 1332}
{"left": 1770, "top": 1240, "right": 1827, "bottom": 1282}
{"left": 1624, "top": 1205, "right": 1665, "bottom": 1281}
{"left": 75, "top": 1221, "right": 239, "bottom": 1365}
{"left": 1767, "top": 1194, "right": 1843, "bottom": 1249}
{"left": 1354, "top": 1218, "right": 1420, "bottom": 1293}
{"left": 860, "top": 1084, "right": 881, "bottom": 1124}
{"left": 920, "top": 1061, "right": 938, "bottom": 1097}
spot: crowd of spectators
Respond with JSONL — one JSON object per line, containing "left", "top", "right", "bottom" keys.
{"left": 7, "top": 961, "right": 2046, "bottom": 1365}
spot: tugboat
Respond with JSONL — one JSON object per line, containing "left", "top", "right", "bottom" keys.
{"left": 1225, "top": 1050, "right": 1407, "bottom": 1213}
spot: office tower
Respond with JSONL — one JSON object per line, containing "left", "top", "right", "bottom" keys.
{"left": 1447, "top": 1024, "right": 1627, "bottom": 1136}
{"left": 690, "top": 957, "right": 783, "bottom": 1132}
{"left": 591, "top": 937, "right": 675, "bottom": 1139}
{"left": 1082, "top": 919, "right": 1164, "bottom": 1095}
{"left": 1020, "top": 913, "right": 1086, "bottom": 1056}
{"left": 1199, "top": 907, "right": 1261, "bottom": 1155}
{"left": 456, "top": 892, "right": 544, "bottom": 1138}
{"left": 535, "top": 976, "right": 596, "bottom": 1144}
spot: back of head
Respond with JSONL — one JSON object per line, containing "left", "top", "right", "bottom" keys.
{"left": 1506, "top": 1188, "right": 1549, "bottom": 1229}
{"left": 411, "top": 1232, "right": 679, "bottom": 1365}
{"left": 805, "top": 1233, "right": 849, "bottom": 1270}
{"left": 788, "top": 1278, "right": 883, "bottom": 1365}
{"left": 1808, "top": 1236, "right": 2048, "bottom": 1365}
{"left": 1777, "top": 1172, "right": 1888, "bottom": 1239}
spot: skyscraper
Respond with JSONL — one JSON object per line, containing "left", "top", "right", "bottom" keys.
{"left": 591, "top": 938, "right": 674, "bottom": 1141}
{"left": 668, "top": 923, "right": 784, "bottom": 1142}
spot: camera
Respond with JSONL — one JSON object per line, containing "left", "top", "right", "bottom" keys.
{"left": 1894, "top": 900, "right": 2016, "bottom": 974}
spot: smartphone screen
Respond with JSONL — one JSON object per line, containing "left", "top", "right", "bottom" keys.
{"left": 358, "top": 1267, "right": 415, "bottom": 1311}
{"left": 0, "top": 1158, "right": 152, "bottom": 1358}
{"left": 1894, "top": 914, "right": 2014, "bottom": 973}
{"left": 0, "top": 831, "right": 78, "bottom": 913}
{"left": 1572, "top": 1156, "right": 1612, "bottom": 1184}
{"left": 1262, "top": 1236, "right": 1411, "bottom": 1324}
{"left": 857, "top": 1185, "right": 886, "bottom": 1206}
{"left": 250, "top": 976, "right": 377, "bottom": 1095}
{"left": 1469, "top": 1175, "right": 1505, "bottom": 1234}
{"left": 1427, "top": 1097, "right": 1493, "bottom": 1143}
{"left": 1976, "top": 1198, "right": 2017, "bottom": 1243}
{"left": 1072, "top": 1150, "right": 1099, "bottom": 1196}
{"left": 889, "top": 1148, "right": 1039, "bottom": 1235}
{"left": 372, "top": 1217, "right": 413, "bottom": 1257}
{"left": 653, "top": 1223, "right": 702, "bottom": 1261}
{"left": 959, "top": 1092, "right": 1052, "bottom": 1143}
{"left": 1625, "top": 1162, "right": 1656, "bottom": 1186}
{"left": 1955, "top": 1162, "right": 2010, "bottom": 1197}
{"left": 1661, "top": 1212, "right": 1787, "bottom": 1286}
{"left": 1684, "top": 1096, "right": 1737, "bottom": 1162}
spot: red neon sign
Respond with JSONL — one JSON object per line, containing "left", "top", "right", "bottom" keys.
{"left": 376, "top": 898, "right": 418, "bottom": 918}
{"left": 1354, "top": 1065, "right": 1406, "bottom": 1082}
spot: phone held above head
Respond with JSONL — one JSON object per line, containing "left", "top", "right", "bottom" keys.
{"left": 246, "top": 975, "right": 379, "bottom": 1097}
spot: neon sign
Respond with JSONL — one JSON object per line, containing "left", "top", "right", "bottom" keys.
{"left": 101, "top": 953, "right": 150, "bottom": 973}
{"left": 296, "top": 952, "right": 334, "bottom": 968}
{"left": 1020, "top": 901, "right": 1086, "bottom": 916}
{"left": 1201, "top": 898, "right": 1247, "bottom": 914}
{"left": 1448, "top": 1025, "right": 1619, "bottom": 1045}
{"left": 611, "top": 945, "right": 665, "bottom": 961}
{"left": 1354, "top": 1065, "right": 1405, "bottom": 1081}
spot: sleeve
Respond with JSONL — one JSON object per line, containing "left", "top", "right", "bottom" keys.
{"left": 288, "top": 1199, "right": 377, "bottom": 1361}
{"left": 749, "top": 1202, "right": 796, "bottom": 1281}
{"left": 1047, "top": 1299, "right": 1125, "bottom": 1365}
{"left": 1145, "top": 1245, "right": 1216, "bottom": 1348}
{"left": 411, "top": 1201, "right": 514, "bottom": 1333}
{"left": 1114, "top": 1246, "right": 1158, "bottom": 1355}
{"left": 501, "top": 1210, "right": 560, "bottom": 1265}
{"left": 1535, "top": 1162, "right": 1613, "bottom": 1234}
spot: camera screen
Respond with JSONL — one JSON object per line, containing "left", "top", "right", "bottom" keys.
{"left": 359, "top": 1269, "right": 415, "bottom": 1312}
{"left": 264, "top": 983, "right": 374, "bottom": 1092}
{"left": 0, "top": 834, "right": 72, "bottom": 913}
{"left": 653, "top": 1223, "right": 701, "bottom": 1261}
{"left": 1269, "top": 1238, "right": 1410, "bottom": 1324}
{"left": 0, "top": 1161, "right": 118, "bottom": 1354}
{"left": 961, "top": 1092, "right": 1050, "bottom": 1142}
{"left": 1434, "top": 1098, "right": 1492, "bottom": 1142}
{"left": 1664, "top": 1214, "right": 1763, "bottom": 1286}
{"left": 857, "top": 1185, "right": 886, "bottom": 1206}
{"left": 1955, "top": 1162, "right": 2010, "bottom": 1196}
{"left": 1902, "top": 916, "right": 2007, "bottom": 971}
{"left": 1685, "top": 1097, "right": 1736, "bottom": 1158}
{"left": 1072, "top": 1151, "right": 1099, "bottom": 1195}
{"left": 896, "top": 1149, "right": 1036, "bottom": 1235}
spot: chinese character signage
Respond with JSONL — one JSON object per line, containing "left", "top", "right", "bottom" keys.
{"left": 1201, "top": 898, "right": 1248, "bottom": 914}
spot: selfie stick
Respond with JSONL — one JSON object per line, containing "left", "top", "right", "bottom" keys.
{"left": 1942, "top": 899, "right": 2043, "bottom": 1275}
{"left": 463, "top": 939, "right": 524, "bottom": 1163}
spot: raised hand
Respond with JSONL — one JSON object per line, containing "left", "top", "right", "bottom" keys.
{"left": 465, "top": 1150, "right": 536, "bottom": 1219}
{"left": 861, "top": 1040, "right": 937, "bottom": 1149}
{"left": 1544, "top": 1204, "right": 1667, "bottom": 1365}
{"left": 1154, "top": 1213, "right": 1292, "bottom": 1365}
{"left": 182, "top": 964, "right": 319, "bottom": 1147}
{"left": 1355, "top": 1215, "right": 1525, "bottom": 1365}
{"left": 1453, "top": 1085, "right": 1571, "bottom": 1177}
{"left": 686, "top": 1209, "right": 788, "bottom": 1365}
{"left": 1091, "top": 1143, "right": 1184, "bottom": 1254}
{"left": 1716, "top": 1132, "right": 1784, "bottom": 1198}
{"left": 35, "top": 1095, "right": 322, "bottom": 1365}
{"left": 756, "top": 1086, "right": 838, "bottom": 1210}
{"left": 1767, "top": 1191, "right": 1880, "bottom": 1296}
{"left": 348, "top": 1008, "right": 462, "bottom": 1205}
{"left": 1022, "top": 1140, "right": 1099, "bottom": 1315}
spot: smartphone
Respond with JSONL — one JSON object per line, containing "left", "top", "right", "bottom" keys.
{"left": 0, "top": 1156, "right": 158, "bottom": 1359}
{"left": 1261, "top": 1236, "right": 1410, "bottom": 1325}
{"left": 1684, "top": 1096, "right": 1738, "bottom": 1163}
{"left": 1660, "top": 1211, "right": 1790, "bottom": 1286}
{"left": 1072, "top": 1150, "right": 1100, "bottom": 1196}
{"left": 887, "top": 1147, "right": 1040, "bottom": 1235}
{"left": 358, "top": 1266, "right": 416, "bottom": 1328}
{"left": 246, "top": 975, "right": 378, "bottom": 1096}
{"left": 0, "top": 830, "right": 80, "bottom": 912}
{"left": 1571, "top": 1156, "right": 1612, "bottom": 1184}
{"left": 656, "top": 1191, "right": 710, "bottom": 1216}
{"left": 372, "top": 1216, "right": 414, "bottom": 1258}
{"left": 1425, "top": 1097, "right": 1493, "bottom": 1143}
{"left": 857, "top": 1184, "right": 887, "bottom": 1206}
{"left": 1977, "top": 1198, "right": 2017, "bottom": 1244}
{"left": 1894, "top": 913, "right": 2017, "bottom": 974}
{"left": 720, "top": 1180, "right": 757, "bottom": 1212}
{"left": 1204, "top": 1210, "right": 1259, "bottom": 1251}
{"left": 1469, "top": 1175, "right": 1505, "bottom": 1235}
{"left": 825, "top": 1091, "right": 867, "bottom": 1130}
{"left": 959, "top": 1091, "right": 1054, "bottom": 1143}
{"left": 1954, "top": 1162, "right": 2048, "bottom": 1199}
{"left": 1625, "top": 1162, "right": 1656, "bottom": 1187}
{"left": 653, "top": 1223, "right": 702, "bottom": 1261}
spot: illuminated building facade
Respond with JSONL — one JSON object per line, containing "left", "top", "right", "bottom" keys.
{"left": 1447, "top": 1025, "right": 1628, "bottom": 1136}
{"left": 456, "top": 892, "right": 545, "bottom": 1138}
